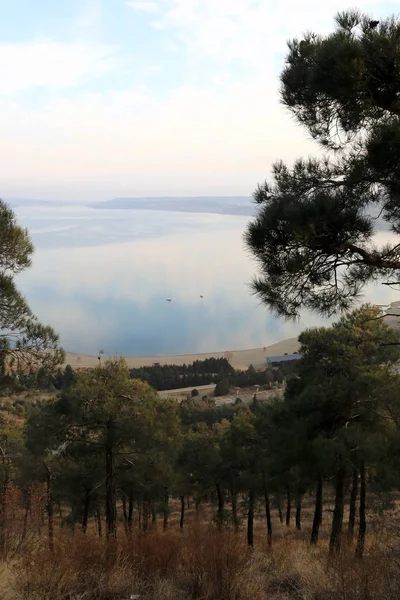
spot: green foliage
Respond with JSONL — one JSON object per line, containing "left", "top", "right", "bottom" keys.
{"left": 214, "top": 377, "right": 230, "bottom": 397}
{"left": 245, "top": 11, "right": 400, "bottom": 318}
{"left": 0, "top": 200, "right": 64, "bottom": 391}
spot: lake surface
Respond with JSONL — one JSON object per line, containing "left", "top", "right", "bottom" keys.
{"left": 13, "top": 204, "right": 399, "bottom": 357}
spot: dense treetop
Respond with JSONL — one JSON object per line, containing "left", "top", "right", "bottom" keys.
{"left": 245, "top": 10, "right": 400, "bottom": 318}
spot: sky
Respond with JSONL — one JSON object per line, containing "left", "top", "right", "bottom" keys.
{"left": 0, "top": 0, "right": 397, "bottom": 202}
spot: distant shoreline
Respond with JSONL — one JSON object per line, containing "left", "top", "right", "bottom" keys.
{"left": 62, "top": 337, "right": 301, "bottom": 371}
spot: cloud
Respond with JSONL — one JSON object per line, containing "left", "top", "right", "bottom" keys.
{"left": 0, "top": 40, "right": 116, "bottom": 95}
{"left": 126, "top": 1, "right": 159, "bottom": 12}
{"left": 152, "top": 0, "right": 387, "bottom": 70}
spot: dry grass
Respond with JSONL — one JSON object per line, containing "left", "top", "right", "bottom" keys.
{"left": 2, "top": 492, "right": 400, "bottom": 600}
{"left": 1, "top": 524, "right": 400, "bottom": 600}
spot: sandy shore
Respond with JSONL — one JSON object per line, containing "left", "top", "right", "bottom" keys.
{"left": 62, "top": 337, "right": 301, "bottom": 371}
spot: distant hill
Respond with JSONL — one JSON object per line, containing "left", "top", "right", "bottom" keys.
{"left": 89, "top": 196, "right": 256, "bottom": 217}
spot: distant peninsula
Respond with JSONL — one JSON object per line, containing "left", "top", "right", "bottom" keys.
{"left": 89, "top": 196, "right": 256, "bottom": 217}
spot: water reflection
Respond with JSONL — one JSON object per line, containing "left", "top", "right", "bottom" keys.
{"left": 14, "top": 206, "right": 400, "bottom": 356}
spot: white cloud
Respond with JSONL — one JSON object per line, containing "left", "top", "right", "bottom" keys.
{"left": 126, "top": 1, "right": 159, "bottom": 12}
{"left": 153, "top": 0, "right": 387, "bottom": 70}
{"left": 0, "top": 40, "right": 116, "bottom": 94}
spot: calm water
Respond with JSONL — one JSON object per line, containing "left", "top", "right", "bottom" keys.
{"left": 13, "top": 204, "right": 398, "bottom": 357}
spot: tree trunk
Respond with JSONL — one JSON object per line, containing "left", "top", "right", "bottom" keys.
{"left": 247, "top": 488, "right": 255, "bottom": 547}
{"left": 105, "top": 422, "right": 117, "bottom": 539}
{"left": 348, "top": 469, "right": 358, "bottom": 544}
{"left": 180, "top": 495, "right": 185, "bottom": 530}
{"left": 276, "top": 493, "right": 283, "bottom": 524}
{"left": 96, "top": 509, "right": 102, "bottom": 537}
{"left": 231, "top": 488, "right": 239, "bottom": 532}
{"left": 163, "top": 491, "right": 169, "bottom": 530}
{"left": 216, "top": 483, "right": 224, "bottom": 529}
{"left": 329, "top": 466, "right": 346, "bottom": 553}
{"left": 128, "top": 491, "right": 134, "bottom": 533}
{"left": 45, "top": 464, "right": 54, "bottom": 553}
{"left": 295, "top": 494, "right": 302, "bottom": 530}
{"left": 0, "top": 470, "right": 9, "bottom": 550}
{"left": 151, "top": 501, "right": 157, "bottom": 525}
{"left": 311, "top": 475, "right": 323, "bottom": 545}
{"left": 286, "top": 486, "right": 291, "bottom": 527}
{"left": 262, "top": 473, "right": 272, "bottom": 546}
{"left": 122, "top": 495, "right": 129, "bottom": 535}
{"left": 22, "top": 494, "right": 31, "bottom": 542}
{"left": 82, "top": 488, "right": 90, "bottom": 534}
{"left": 356, "top": 461, "right": 366, "bottom": 558}
{"left": 142, "top": 501, "right": 149, "bottom": 532}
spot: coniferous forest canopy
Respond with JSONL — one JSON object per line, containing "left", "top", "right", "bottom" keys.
{"left": 3, "top": 8, "right": 400, "bottom": 600}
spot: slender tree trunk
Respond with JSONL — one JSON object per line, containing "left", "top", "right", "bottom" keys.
{"left": 142, "top": 501, "right": 149, "bottom": 532}
{"left": 286, "top": 486, "right": 291, "bottom": 527}
{"left": 265, "top": 490, "right": 272, "bottom": 547}
{"left": 348, "top": 469, "right": 359, "bottom": 544}
{"left": 295, "top": 494, "right": 302, "bottom": 530}
{"left": 138, "top": 504, "right": 142, "bottom": 530}
{"left": 105, "top": 422, "right": 117, "bottom": 540}
{"left": 151, "top": 501, "right": 157, "bottom": 525}
{"left": 58, "top": 502, "right": 63, "bottom": 521}
{"left": 356, "top": 461, "right": 366, "bottom": 558}
{"left": 163, "top": 491, "right": 169, "bottom": 530}
{"left": 180, "top": 495, "right": 185, "bottom": 530}
{"left": 45, "top": 464, "right": 54, "bottom": 553}
{"left": 231, "top": 488, "right": 239, "bottom": 532}
{"left": 0, "top": 470, "right": 9, "bottom": 550}
{"left": 22, "top": 494, "right": 31, "bottom": 541}
{"left": 262, "top": 472, "right": 272, "bottom": 546}
{"left": 195, "top": 498, "right": 201, "bottom": 517}
{"left": 329, "top": 466, "right": 346, "bottom": 553}
{"left": 128, "top": 490, "right": 134, "bottom": 534}
{"left": 216, "top": 482, "right": 224, "bottom": 529}
{"left": 82, "top": 488, "right": 90, "bottom": 534}
{"left": 96, "top": 509, "right": 102, "bottom": 537}
{"left": 247, "top": 488, "right": 255, "bottom": 547}
{"left": 311, "top": 475, "right": 323, "bottom": 545}
{"left": 122, "top": 496, "right": 129, "bottom": 535}
{"left": 276, "top": 493, "right": 283, "bottom": 524}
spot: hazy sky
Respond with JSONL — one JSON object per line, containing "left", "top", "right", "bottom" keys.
{"left": 0, "top": 0, "right": 396, "bottom": 201}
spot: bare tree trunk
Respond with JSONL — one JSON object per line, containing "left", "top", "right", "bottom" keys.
{"left": 231, "top": 488, "right": 239, "bottom": 532}
{"left": 311, "top": 475, "right": 323, "bottom": 545}
{"left": 45, "top": 464, "right": 54, "bottom": 553}
{"left": 0, "top": 470, "right": 9, "bottom": 550}
{"left": 262, "top": 473, "right": 272, "bottom": 547}
{"left": 216, "top": 483, "right": 224, "bottom": 529}
{"left": 163, "top": 491, "right": 169, "bottom": 530}
{"left": 247, "top": 489, "right": 255, "bottom": 547}
{"left": 96, "top": 509, "right": 102, "bottom": 537}
{"left": 128, "top": 490, "right": 134, "bottom": 534}
{"left": 105, "top": 422, "right": 117, "bottom": 540}
{"left": 276, "top": 493, "right": 283, "bottom": 524}
{"left": 22, "top": 493, "right": 31, "bottom": 542}
{"left": 286, "top": 486, "right": 291, "bottom": 527}
{"left": 142, "top": 501, "right": 149, "bottom": 532}
{"left": 151, "top": 501, "right": 157, "bottom": 526}
{"left": 295, "top": 494, "right": 302, "bottom": 530}
{"left": 356, "top": 461, "right": 366, "bottom": 558}
{"left": 329, "top": 466, "right": 346, "bottom": 553}
{"left": 180, "top": 495, "right": 185, "bottom": 530}
{"left": 82, "top": 487, "right": 90, "bottom": 534}
{"left": 348, "top": 469, "right": 358, "bottom": 544}
{"left": 122, "top": 495, "right": 128, "bottom": 535}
